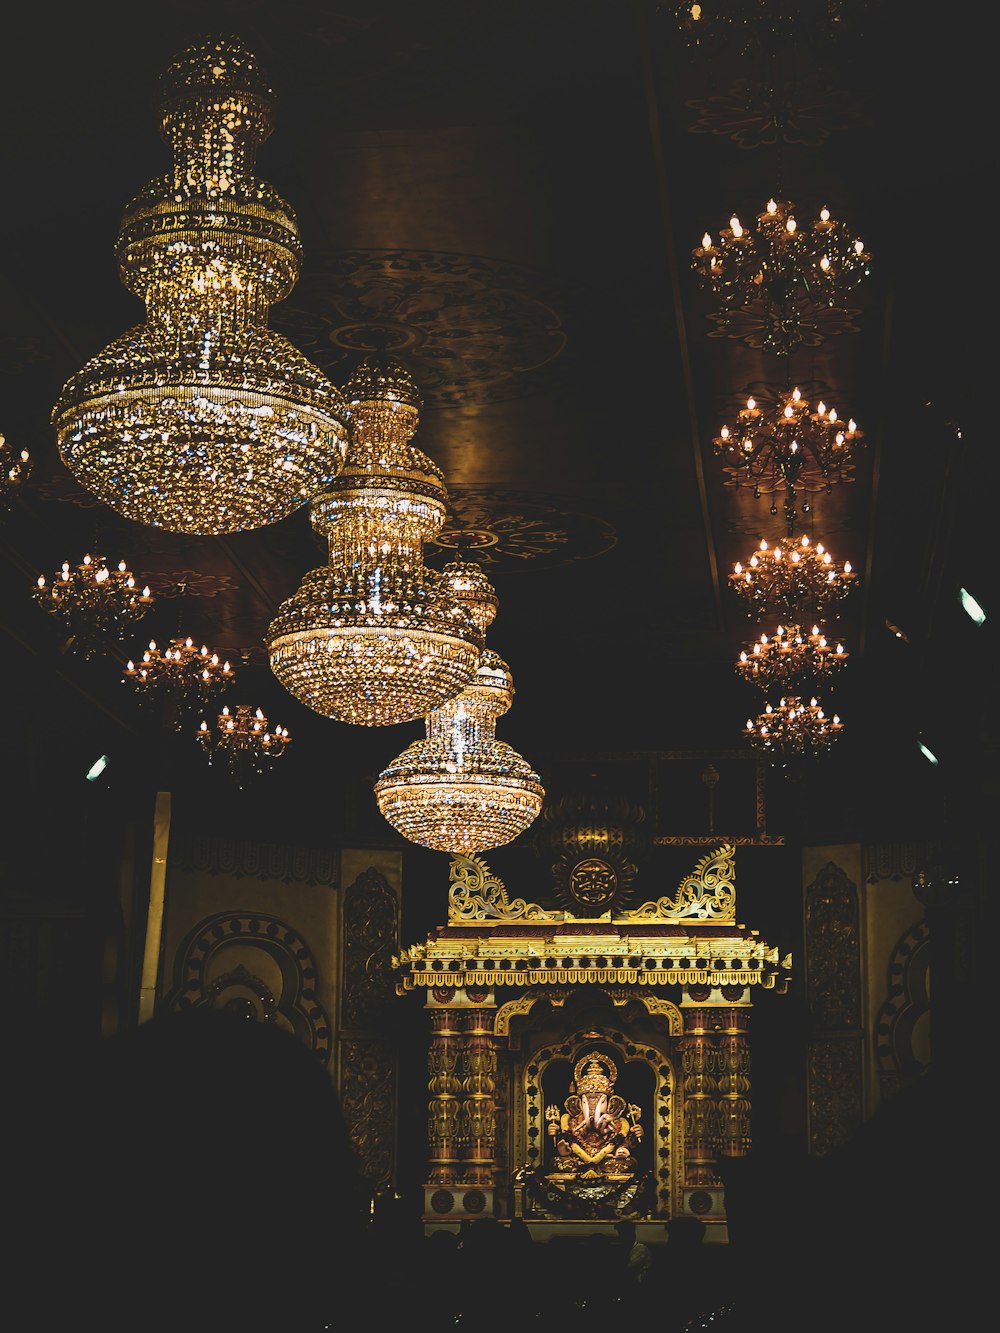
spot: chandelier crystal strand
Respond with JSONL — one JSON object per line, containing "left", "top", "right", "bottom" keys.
{"left": 692, "top": 198, "right": 871, "bottom": 353}
{"left": 374, "top": 557, "right": 545, "bottom": 856}
{"left": 197, "top": 703, "right": 290, "bottom": 786}
{"left": 0, "top": 433, "right": 31, "bottom": 508}
{"left": 745, "top": 694, "right": 844, "bottom": 757}
{"left": 730, "top": 534, "right": 857, "bottom": 619}
{"left": 34, "top": 554, "right": 154, "bottom": 658}
{"left": 715, "top": 386, "right": 864, "bottom": 531}
{"left": 266, "top": 356, "right": 482, "bottom": 726}
{"left": 736, "top": 623, "right": 848, "bottom": 691}
{"left": 52, "top": 35, "right": 350, "bottom": 535}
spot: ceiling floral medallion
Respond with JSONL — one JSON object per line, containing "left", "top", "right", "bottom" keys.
{"left": 427, "top": 488, "right": 617, "bottom": 571}
{"left": 272, "top": 249, "right": 568, "bottom": 407}
{"left": 685, "top": 79, "right": 860, "bottom": 149}
{"left": 141, "top": 569, "right": 239, "bottom": 600}
{"left": 706, "top": 298, "right": 861, "bottom": 351}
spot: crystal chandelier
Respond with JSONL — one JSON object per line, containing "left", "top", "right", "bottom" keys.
{"left": 714, "top": 385, "right": 863, "bottom": 531}
{"left": 266, "top": 356, "right": 483, "bottom": 726}
{"left": 124, "top": 636, "right": 235, "bottom": 728}
{"left": 730, "top": 535, "right": 857, "bottom": 618}
{"left": 0, "top": 433, "right": 31, "bottom": 508}
{"left": 197, "top": 703, "right": 290, "bottom": 786}
{"left": 374, "top": 557, "right": 545, "bottom": 855}
{"left": 736, "top": 623, "right": 847, "bottom": 690}
{"left": 34, "top": 554, "right": 154, "bottom": 658}
{"left": 51, "top": 36, "right": 350, "bottom": 535}
{"left": 745, "top": 694, "right": 844, "bottom": 757}
{"left": 692, "top": 199, "right": 871, "bottom": 353}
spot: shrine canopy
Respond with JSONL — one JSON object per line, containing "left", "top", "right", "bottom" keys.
{"left": 392, "top": 844, "right": 792, "bottom": 994}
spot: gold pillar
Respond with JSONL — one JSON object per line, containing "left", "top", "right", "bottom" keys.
{"left": 459, "top": 1008, "right": 497, "bottom": 1187}
{"left": 717, "top": 1009, "right": 752, "bottom": 1157}
{"left": 679, "top": 1009, "right": 723, "bottom": 1187}
{"left": 426, "top": 1008, "right": 463, "bottom": 1187}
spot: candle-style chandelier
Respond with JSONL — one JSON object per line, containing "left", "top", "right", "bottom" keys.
{"left": 730, "top": 535, "right": 857, "bottom": 618}
{"left": 692, "top": 198, "right": 871, "bottom": 353}
{"left": 0, "top": 433, "right": 31, "bottom": 508}
{"left": 51, "top": 35, "right": 350, "bottom": 535}
{"left": 714, "top": 385, "right": 863, "bottom": 531}
{"left": 736, "top": 623, "right": 847, "bottom": 690}
{"left": 745, "top": 694, "right": 844, "bottom": 757}
{"left": 266, "top": 355, "right": 483, "bottom": 726}
{"left": 124, "top": 636, "right": 235, "bottom": 728}
{"left": 34, "top": 554, "right": 154, "bottom": 658}
{"left": 374, "top": 556, "right": 545, "bottom": 855}
{"left": 197, "top": 703, "right": 290, "bottom": 786}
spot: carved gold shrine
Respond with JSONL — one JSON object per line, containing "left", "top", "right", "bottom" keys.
{"left": 392, "top": 844, "right": 791, "bottom": 1234}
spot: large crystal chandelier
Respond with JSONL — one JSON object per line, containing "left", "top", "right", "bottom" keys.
{"left": 374, "top": 557, "right": 545, "bottom": 855}
{"left": 692, "top": 198, "right": 871, "bottom": 353}
{"left": 745, "top": 694, "right": 844, "bottom": 757}
{"left": 34, "top": 554, "right": 154, "bottom": 658}
{"left": 714, "top": 386, "right": 863, "bottom": 530}
{"left": 51, "top": 36, "right": 349, "bottom": 535}
{"left": 266, "top": 356, "right": 483, "bottom": 726}
{"left": 197, "top": 703, "right": 290, "bottom": 786}
{"left": 730, "top": 535, "right": 857, "bottom": 618}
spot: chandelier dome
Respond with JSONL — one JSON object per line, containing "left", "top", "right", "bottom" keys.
{"left": 52, "top": 36, "right": 350, "bottom": 536}
{"left": 266, "top": 356, "right": 483, "bottom": 726}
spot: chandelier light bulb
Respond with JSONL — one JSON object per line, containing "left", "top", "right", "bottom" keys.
{"left": 34, "top": 554, "right": 155, "bottom": 658}
{"left": 52, "top": 36, "right": 350, "bottom": 535}
{"left": 691, "top": 197, "right": 872, "bottom": 353}
{"left": 197, "top": 702, "right": 290, "bottom": 786}
{"left": 745, "top": 694, "right": 844, "bottom": 758}
{"left": 713, "top": 385, "right": 864, "bottom": 531}
{"left": 266, "top": 356, "right": 483, "bottom": 726}
{"left": 735, "top": 622, "right": 849, "bottom": 691}
{"left": 730, "top": 534, "right": 857, "bottom": 618}
{"left": 0, "top": 433, "right": 31, "bottom": 509}
{"left": 124, "top": 633, "right": 236, "bottom": 728}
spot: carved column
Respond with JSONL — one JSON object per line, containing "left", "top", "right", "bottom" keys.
{"left": 678, "top": 1009, "right": 723, "bottom": 1187}
{"left": 426, "top": 1006, "right": 463, "bottom": 1187}
{"left": 717, "top": 1008, "right": 752, "bottom": 1157}
{"left": 459, "top": 1007, "right": 497, "bottom": 1188}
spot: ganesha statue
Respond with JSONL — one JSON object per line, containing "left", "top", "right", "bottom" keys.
{"left": 545, "top": 1051, "right": 642, "bottom": 1178}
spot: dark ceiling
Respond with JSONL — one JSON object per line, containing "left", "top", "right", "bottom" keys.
{"left": 0, "top": 2, "right": 991, "bottom": 898}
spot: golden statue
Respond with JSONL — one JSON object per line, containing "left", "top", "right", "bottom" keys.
{"left": 545, "top": 1052, "right": 642, "bottom": 1177}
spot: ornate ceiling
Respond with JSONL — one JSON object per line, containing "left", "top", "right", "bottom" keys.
{"left": 0, "top": 2, "right": 988, "bottom": 872}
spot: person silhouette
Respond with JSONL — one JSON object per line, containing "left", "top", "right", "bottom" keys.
{"left": 16, "top": 1008, "right": 371, "bottom": 1333}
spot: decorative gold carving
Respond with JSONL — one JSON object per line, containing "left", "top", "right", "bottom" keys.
{"left": 863, "top": 841, "right": 936, "bottom": 884}
{"left": 448, "top": 852, "right": 549, "bottom": 922}
{"left": 171, "top": 835, "right": 340, "bottom": 886}
{"left": 339, "top": 1038, "right": 395, "bottom": 1197}
{"left": 163, "top": 911, "right": 332, "bottom": 1064}
{"left": 805, "top": 861, "right": 860, "bottom": 1027}
{"left": 343, "top": 867, "right": 398, "bottom": 1029}
{"left": 807, "top": 1038, "right": 864, "bottom": 1157}
{"left": 623, "top": 845, "right": 737, "bottom": 922}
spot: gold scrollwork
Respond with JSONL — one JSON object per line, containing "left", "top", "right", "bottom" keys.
{"left": 448, "top": 853, "right": 551, "bottom": 922}
{"left": 623, "top": 845, "right": 737, "bottom": 922}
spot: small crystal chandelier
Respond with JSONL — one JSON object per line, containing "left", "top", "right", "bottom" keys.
{"left": 267, "top": 355, "right": 483, "bottom": 726}
{"left": 736, "top": 623, "right": 848, "bottom": 690}
{"left": 692, "top": 199, "right": 871, "bottom": 353}
{"left": 715, "top": 385, "right": 863, "bottom": 531}
{"left": 730, "top": 535, "right": 857, "bottom": 618}
{"left": 34, "top": 554, "right": 154, "bottom": 658}
{"left": 0, "top": 433, "right": 31, "bottom": 508}
{"left": 124, "top": 636, "right": 235, "bottom": 728}
{"left": 745, "top": 694, "right": 844, "bottom": 757}
{"left": 374, "top": 557, "right": 545, "bottom": 855}
{"left": 51, "top": 36, "right": 350, "bottom": 535}
{"left": 197, "top": 703, "right": 290, "bottom": 786}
